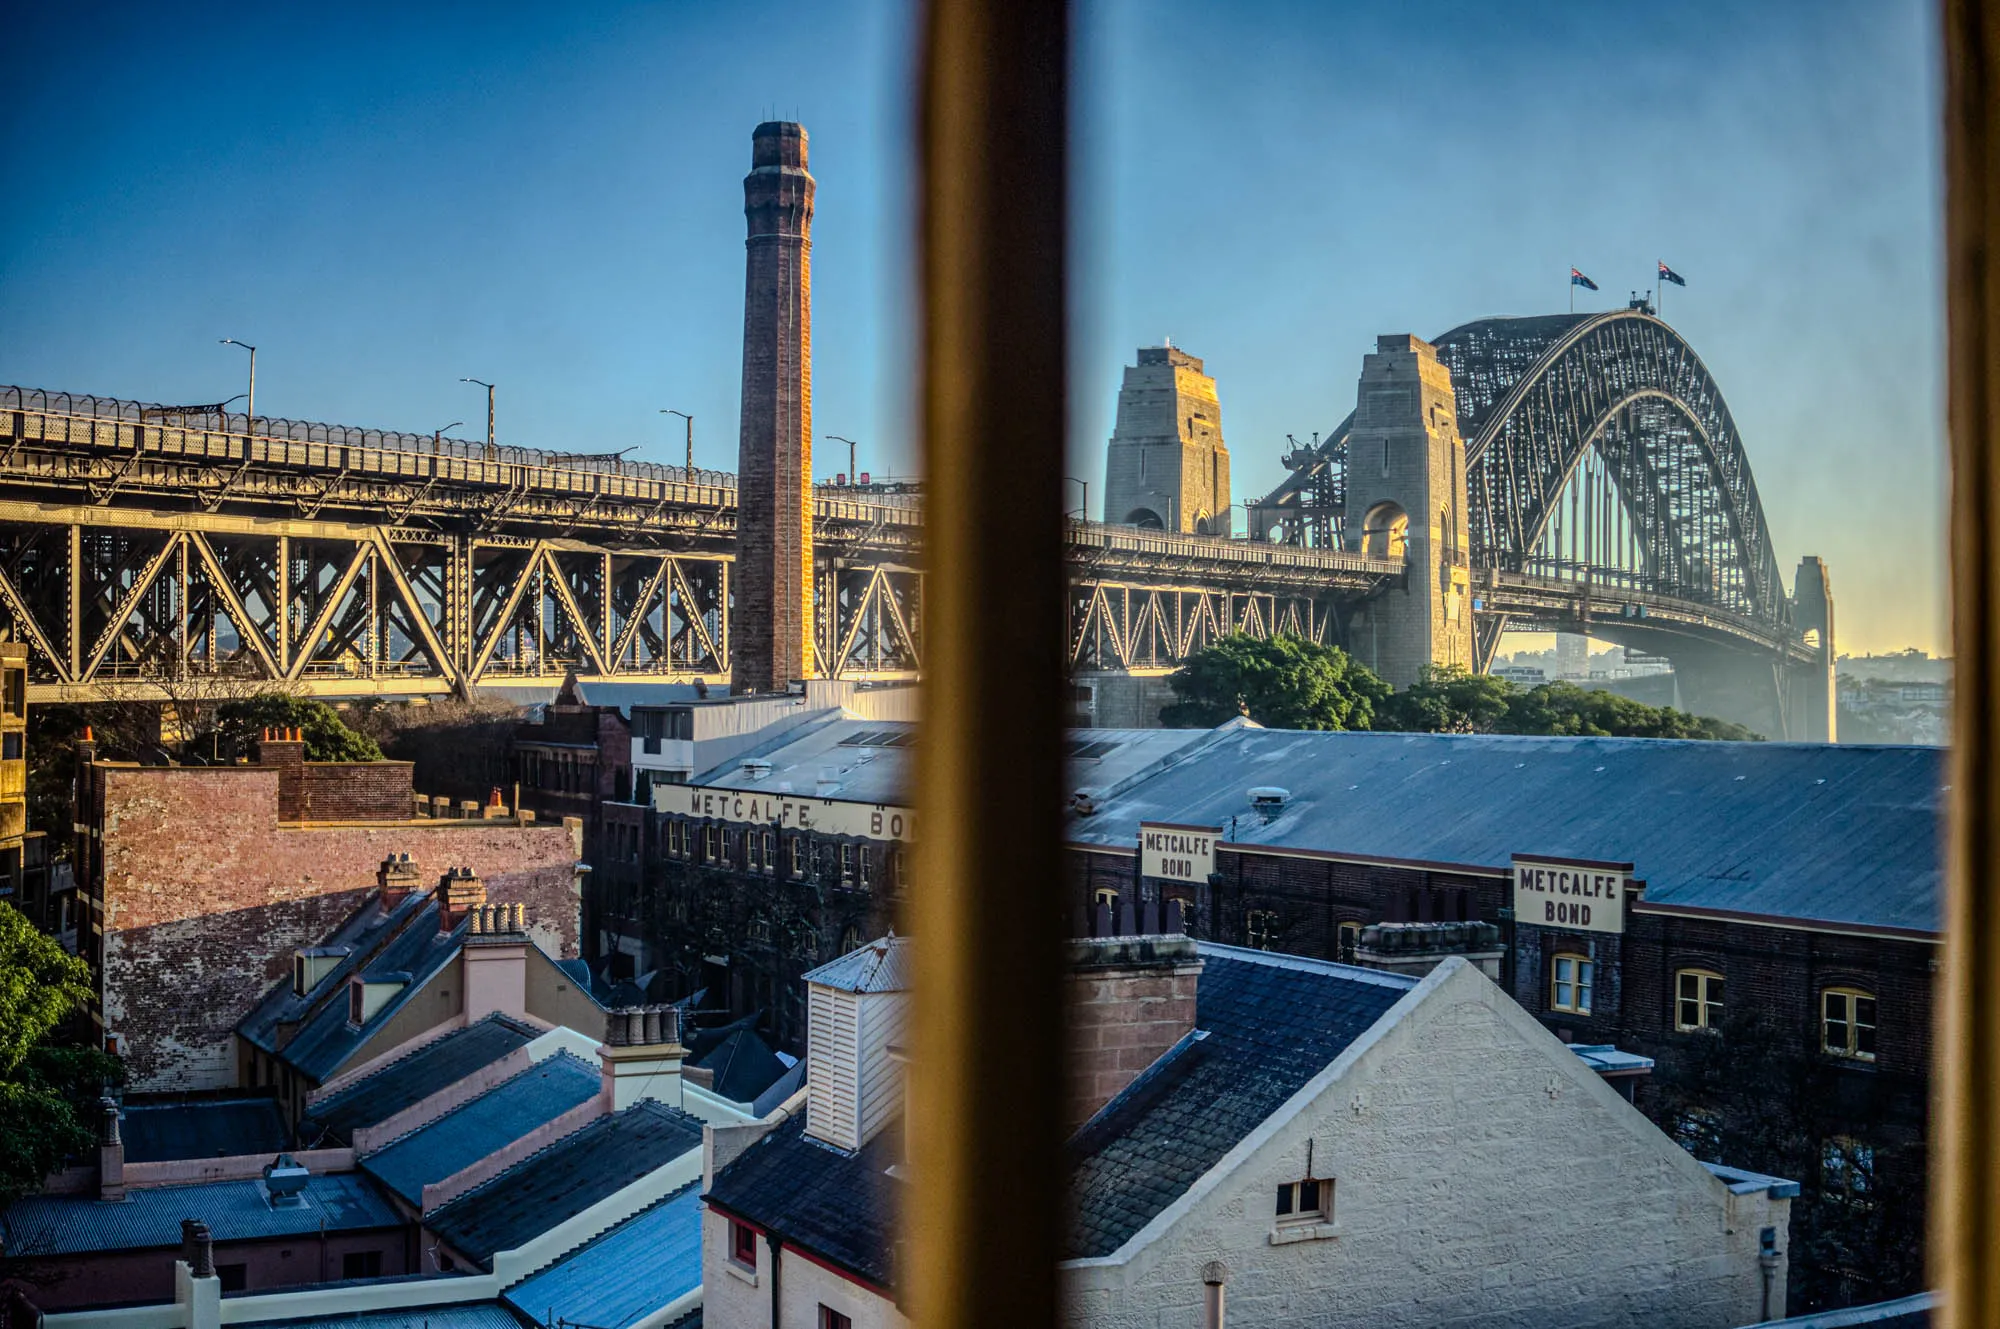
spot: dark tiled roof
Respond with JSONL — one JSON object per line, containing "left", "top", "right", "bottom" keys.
{"left": 501, "top": 1184, "right": 702, "bottom": 1329}
{"left": 239, "top": 892, "right": 469, "bottom": 1084}
{"left": 360, "top": 1053, "right": 600, "bottom": 1205}
{"left": 2, "top": 1173, "right": 401, "bottom": 1258}
{"left": 1072, "top": 729, "right": 1945, "bottom": 934}
{"left": 302, "top": 1015, "right": 540, "bottom": 1146}
{"left": 1065, "top": 946, "right": 1412, "bottom": 1258}
{"left": 689, "top": 1029, "right": 789, "bottom": 1105}
{"left": 425, "top": 1100, "right": 703, "bottom": 1268}
{"left": 704, "top": 1114, "right": 900, "bottom": 1290}
{"left": 120, "top": 1098, "right": 288, "bottom": 1163}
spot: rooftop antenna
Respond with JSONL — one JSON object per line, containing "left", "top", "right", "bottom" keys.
{"left": 1163, "top": 334, "right": 1172, "bottom": 348}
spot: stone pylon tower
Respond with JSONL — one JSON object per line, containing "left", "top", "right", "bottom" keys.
{"left": 733, "top": 121, "right": 815, "bottom": 694}
{"left": 1342, "top": 335, "right": 1473, "bottom": 687}
{"left": 1102, "top": 346, "right": 1232, "bottom": 533}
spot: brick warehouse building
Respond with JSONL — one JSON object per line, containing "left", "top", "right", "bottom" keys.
{"left": 75, "top": 728, "right": 586, "bottom": 1092}
{"left": 1064, "top": 722, "right": 1939, "bottom": 1316}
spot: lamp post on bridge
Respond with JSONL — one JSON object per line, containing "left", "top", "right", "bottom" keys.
{"left": 1064, "top": 475, "right": 1089, "bottom": 521}
{"left": 218, "top": 339, "right": 255, "bottom": 437}
{"left": 433, "top": 421, "right": 462, "bottom": 452}
{"left": 459, "top": 378, "right": 495, "bottom": 456}
{"left": 662, "top": 410, "right": 694, "bottom": 479}
{"left": 826, "top": 434, "right": 860, "bottom": 485}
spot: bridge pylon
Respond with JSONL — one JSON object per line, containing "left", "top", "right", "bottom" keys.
{"left": 1341, "top": 335, "right": 1474, "bottom": 687}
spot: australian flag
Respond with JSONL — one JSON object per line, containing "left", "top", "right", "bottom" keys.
{"left": 1570, "top": 267, "right": 1599, "bottom": 291}
{"left": 1658, "top": 260, "right": 1687, "bottom": 287}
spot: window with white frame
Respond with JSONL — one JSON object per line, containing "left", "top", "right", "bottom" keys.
{"left": 1675, "top": 968, "right": 1725, "bottom": 1032}
{"left": 1822, "top": 987, "right": 1878, "bottom": 1061}
{"left": 1550, "top": 953, "right": 1593, "bottom": 1015}
{"left": 1275, "top": 1177, "right": 1331, "bottom": 1225}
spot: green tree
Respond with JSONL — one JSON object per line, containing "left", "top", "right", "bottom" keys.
{"left": 1160, "top": 634, "right": 1391, "bottom": 731}
{"left": 206, "top": 695, "right": 385, "bottom": 762}
{"left": 1499, "top": 681, "right": 1760, "bottom": 741}
{"left": 0, "top": 902, "right": 115, "bottom": 1209}
{"left": 1375, "top": 665, "right": 1518, "bottom": 733}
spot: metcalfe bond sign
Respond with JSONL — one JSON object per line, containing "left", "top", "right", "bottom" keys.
{"left": 1140, "top": 822, "right": 1220, "bottom": 883}
{"left": 656, "top": 784, "right": 915, "bottom": 841}
{"left": 1512, "top": 855, "right": 1634, "bottom": 934}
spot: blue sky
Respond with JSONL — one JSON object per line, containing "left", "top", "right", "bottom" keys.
{"left": 0, "top": 0, "right": 1944, "bottom": 654}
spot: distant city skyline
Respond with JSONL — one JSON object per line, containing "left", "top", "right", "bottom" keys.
{"left": 0, "top": 0, "right": 1946, "bottom": 655}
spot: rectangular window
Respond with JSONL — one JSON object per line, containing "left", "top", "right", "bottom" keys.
{"left": 1246, "top": 909, "right": 1277, "bottom": 950}
{"left": 762, "top": 831, "right": 777, "bottom": 875}
{"left": 2, "top": 669, "right": 22, "bottom": 717}
{"left": 1821, "top": 1137, "right": 1877, "bottom": 1207}
{"left": 1551, "top": 954, "right": 1593, "bottom": 1015}
{"left": 341, "top": 1250, "right": 383, "bottom": 1279}
{"left": 1337, "top": 921, "right": 1362, "bottom": 964}
{"left": 1675, "top": 969, "right": 1725, "bottom": 1031}
{"left": 790, "top": 837, "right": 805, "bottom": 876}
{"left": 819, "top": 1308, "right": 854, "bottom": 1329}
{"left": 1275, "top": 1177, "right": 1332, "bottom": 1225}
{"left": 1822, "top": 988, "right": 1878, "bottom": 1061}
{"left": 731, "top": 1221, "right": 758, "bottom": 1269}
{"left": 216, "top": 1264, "right": 248, "bottom": 1293}
{"left": 703, "top": 825, "right": 719, "bottom": 861}
{"left": 858, "top": 846, "right": 871, "bottom": 888}
{"left": 721, "top": 829, "right": 736, "bottom": 863}
{"left": 747, "top": 834, "right": 763, "bottom": 871}
{"left": 1, "top": 732, "right": 19, "bottom": 761}
{"left": 347, "top": 981, "right": 364, "bottom": 1026}
{"left": 840, "top": 844, "right": 856, "bottom": 885}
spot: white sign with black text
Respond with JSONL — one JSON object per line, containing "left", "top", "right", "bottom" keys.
{"left": 1140, "top": 822, "right": 1220, "bottom": 883}
{"left": 655, "top": 784, "right": 915, "bottom": 841}
{"left": 1512, "top": 856, "right": 1632, "bottom": 934}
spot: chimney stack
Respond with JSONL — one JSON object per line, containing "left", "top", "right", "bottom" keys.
{"left": 255, "top": 727, "right": 307, "bottom": 820}
{"left": 598, "top": 1004, "right": 687, "bottom": 1111}
{"left": 97, "top": 1095, "right": 125, "bottom": 1201}
{"left": 377, "top": 853, "right": 419, "bottom": 909}
{"left": 1065, "top": 927, "right": 1203, "bottom": 1132}
{"left": 437, "top": 867, "right": 485, "bottom": 930}
{"left": 464, "top": 903, "right": 531, "bottom": 1021}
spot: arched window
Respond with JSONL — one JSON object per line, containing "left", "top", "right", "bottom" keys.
{"left": 1675, "top": 968, "right": 1725, "bottom": 1031}
{"left": 1822, "top": 987, "right": 1878, "bottom": 1060}
{"left": 1123, "top": 507, "right": 1164, "bottom": 530}
{"left": 1361, "top": 502, "right": 1409, "bottom": 560}
{"left": 1550, "top": 953, "right": 1593, "bottom": 1015}
{"left": 1093, "top": 886, "right": 1119, "bottom": 909}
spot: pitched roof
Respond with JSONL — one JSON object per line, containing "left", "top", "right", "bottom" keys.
{"left": 501, "top": 1184, "right": 702, "bottom": 1329}
{"left": 689, "top": 1028, "right": 790, "bottom": 1105}
{"left": 119, "top": 1098, "right": 288, "bottom": 1164}
{"left": 302, "top": 1015, "right": 540, "bottom": 1146}
{"left": 803, "top": 935, "right": 911, "bottom": 993}
{"left": 359, "top": 1053, "right": 600, "bottom": 1205}
{"left": 238, "top": 892, "right": 469, "bottom": 1084}
{"left": 703, "top": 1114, "right": 900, "bottom": 1291}
{"left": 2, "top": 1172, "right": 401, "bottom": 1258}
{"left": 1070, "top": 728, "right": 1945, "bottom": 934}
{"left": 1064, "top": 945, "right": 1414, "bottom": 1258}
{"left": 424, "top": 1100, "right": 703, "bottom": 1268}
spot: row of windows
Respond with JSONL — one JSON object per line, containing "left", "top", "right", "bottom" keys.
{"left": 665, "top": 820, "right": 903, "bottom": 889}
{"left": 1549, "top": 953, "right": 1879, "bottom": 1062}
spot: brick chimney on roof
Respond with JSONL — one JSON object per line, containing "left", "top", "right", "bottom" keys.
{"left": 437, "top": 867, "right": 485, "bottom": 931}
{"left": 599, "top": 1005, "right": 687, "bottom": 1111}
{"left": 97, "top": 1096, "right": 125, "bottom": 1201}
{"left": 254, "top": 727, "right": 307, "bottom": 820}
{"left": 1066, "top": 924, "right": 1204, "bottom": 1132}
{"left": 377, "top": 853, "right": 420, "bottom": 909}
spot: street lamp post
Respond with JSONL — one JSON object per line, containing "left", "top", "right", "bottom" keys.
{"left": 433, "top": 421, "right": 463, "bottom": 451}
{"left": 1064, "top": 475, "right": 1089, "bottom": 521}
{"left": 825, "top": 434, "right": 859, "bottom": 485}
{"left": 219, "top": 339, "right": 256, "bottom": 436}
{"left": 662, "top": 410, "right": 694, "bottom": 478}
{"left": 460, "top": 379, "right": 495, "bottom": 453}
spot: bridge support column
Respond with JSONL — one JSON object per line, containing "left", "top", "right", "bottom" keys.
{"left": 1662, "top": 640, "right": 1787, "bottom": 740}
{"left": 1340, "top": 335, "right": 1473, "bottom": 688}
{"left": 1787, "top": 555, "right": 1837, "bottom": 742}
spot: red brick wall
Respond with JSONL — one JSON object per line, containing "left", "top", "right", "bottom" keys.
{"left": 298, "top": 762, "right": 417, "bottom": 822}
{"left": 92, "top": 766, "right": 582, "bottom": 1092}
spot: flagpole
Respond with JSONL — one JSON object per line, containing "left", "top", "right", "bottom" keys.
{"left": 1570, "top": 271, "right": 1575, "bottom": 314}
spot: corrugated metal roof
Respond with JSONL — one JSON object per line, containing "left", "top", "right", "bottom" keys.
{"left": 1072, "top": 729, "right": 1944, "bottom": 934}
{"left": 360, "top": 1053, "right": 601, "bottom": 1204}
{"left": 121, "top": 1099, "right": 288, "bottom": 1164}
{"left": 303, "top": 1015, "right": 540, "bottom": 1145}
{"left": 2, "top": 1172, "right": 401, "bottom": 1256}
{"left": 425, "top": 1100, "right": 704, "bottom": 1268}
{"left": 501, "top": 1184, "right": 702, "bottom": 1329}
{"left": 236, "top": 1303, "right": 527, "bottom": 1329}
{"left": 803, "top": 935, "right": 911, "bottom": 993}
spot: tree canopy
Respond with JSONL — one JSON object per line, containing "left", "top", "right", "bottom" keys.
{"left": 0, "top": 902, "right": 115, "bottom": 1209}
{"left": 1158, "top": 640, "right": 1760, "bottom": 741}
{"left": 1159, "top": 634, "right": 1392, "bottom": 731}
{"left": 207, "top": 695, "right": 384, "bottom": 762}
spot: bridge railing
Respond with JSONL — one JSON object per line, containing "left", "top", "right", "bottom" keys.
{"left": 1484, "top": 568, "right": 1797, "bottom": 645}
{"left": 1066, "top": 517, "right": 1403, "bottom": 575}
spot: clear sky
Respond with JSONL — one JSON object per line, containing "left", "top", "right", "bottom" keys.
{"left": 0, "top": 0, "right": 1945, "bottom": 655}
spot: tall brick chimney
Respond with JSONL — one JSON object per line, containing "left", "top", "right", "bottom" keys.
{"left": 254, "top": 727, "right": 306, "bottom": 821}
{"left": 1066, "top": 931, "right": 1203, "bottom": 1132}
{"left": 377, "top": 853, "right": 419, "bottom": 909}
{"left": 733, "top": 120, "right": 815, "bottom": 694}
{"left": 437, "top": 867, "right": 485, "bottom": 931}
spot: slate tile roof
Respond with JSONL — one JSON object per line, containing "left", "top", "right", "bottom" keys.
{"left": 1064, "top": 945, "right": 1412, "bottom": 1257}
{"left": 689, "top": 1029, "right": 789, "bottom": 1106}
{"left": 359, "top": 1052, "right": 600, "bottom": 1205}
{"left": 501, "top": 1184, "right": 702, "bottom": 1329}
{"left": 424, "top": 1100, "right": 704, "bottom": 1268}
{"left": 301, "top": 1014, "right": 540, "bottom": 1146}
{"left": 120, "top": 1098, "right": 288, "bottom": 1164}
{"left": 2, "top": 1172, "right": 402, "bottom": 1257}
{"left": 702, "top": 1114, "right": 901, "bottom": 1291}
{"left": 238, "top": 892, "right": 469, "bottom": 1085}
{"left": 1070, "top": 728, "right": 1945, "bottom": 935}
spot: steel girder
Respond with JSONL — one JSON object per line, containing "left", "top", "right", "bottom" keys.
{"left": 1248, "top": 311, "right": 1789, "bottom": 630}
{"left": 1068, "top": 580, "right": 1329, "bottom": 672}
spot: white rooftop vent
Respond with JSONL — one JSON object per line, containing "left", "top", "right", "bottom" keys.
{"left": 1249, "top": 786, "right": 1290, "bottom": 820}
{"left": 742, "top": 758, "right": 773, "bottom": 781}
{"left": 263, "top": 1154, "right": 309, "bottom": 1208}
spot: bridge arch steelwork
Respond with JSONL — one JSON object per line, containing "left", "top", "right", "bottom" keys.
{"left": 1250, "top": 309, "right": 1789, "bottom": 631}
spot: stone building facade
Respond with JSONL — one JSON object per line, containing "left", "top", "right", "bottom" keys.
{"left": 76, "top": 733, "right": 584, "bottom": 1091}
{"left": 1101, "top": 346, "right": 1231, "bottom": 534}
{"left": 733, "top": 120, "right": 816, "bottom": 695}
